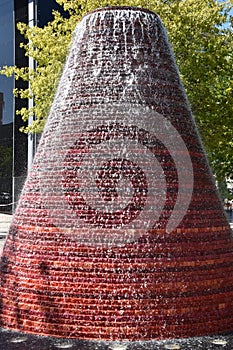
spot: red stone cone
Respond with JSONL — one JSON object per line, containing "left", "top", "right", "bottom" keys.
{"left": 0, "top": 6, "right": 233, "bottom": 341}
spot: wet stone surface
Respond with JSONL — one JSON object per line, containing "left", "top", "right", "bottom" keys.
{"left": 1, "top": 329, "right": 233, "bottom": 350}
{"left": 1, "top": 6, "right": 233, "bottom": 342}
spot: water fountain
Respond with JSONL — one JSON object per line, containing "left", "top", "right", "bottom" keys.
{"left": 1, "top": 6, "right": 233, "bottom": 350}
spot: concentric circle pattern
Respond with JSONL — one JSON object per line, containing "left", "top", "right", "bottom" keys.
{"left": 67, "top": 156, "right": 149, "bottom": 228}
{"left": 61, "top": 117, "right": 184, "bottom": 246}
{"left": 1, "top": 6, "right": 233, "bottom": 342}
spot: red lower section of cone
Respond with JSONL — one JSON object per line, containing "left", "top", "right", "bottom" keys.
{"left": 1, "top": 224, "right": 233, "bottom": 340}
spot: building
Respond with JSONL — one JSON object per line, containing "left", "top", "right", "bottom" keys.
{"left": 0, "top": 91, "right": 12, "bottom": 201}
{"left": 0, "top": 0, "right": 68, "bottom": 212}
{"left": 0, "top": 92, "right": 4, "bottom": 125}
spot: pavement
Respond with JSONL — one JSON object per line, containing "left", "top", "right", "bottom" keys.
{"left": 1, "top": 328, "right": 233, "bottom": 350}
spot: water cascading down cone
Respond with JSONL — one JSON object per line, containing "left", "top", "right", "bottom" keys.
{"left": 1, "top": 6, "right": 233, "bottom": 342}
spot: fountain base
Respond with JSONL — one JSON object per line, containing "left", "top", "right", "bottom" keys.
{"left": 1, "top": 328, "right": 233, "bottom": 350}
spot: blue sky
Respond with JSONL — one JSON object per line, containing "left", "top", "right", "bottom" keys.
{"left": 220, "top": 0, "right": 233, "bottom": 27}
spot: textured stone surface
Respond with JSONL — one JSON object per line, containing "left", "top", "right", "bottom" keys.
{"left": 0, "top": 6, "right": 233, "bottom": 341}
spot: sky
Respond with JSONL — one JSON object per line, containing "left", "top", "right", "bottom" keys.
{"left": 220, "top": 0, "right": 233, "bottom": 28}
{"left": 0, "top": 0, "right": 14, "bottom": 125}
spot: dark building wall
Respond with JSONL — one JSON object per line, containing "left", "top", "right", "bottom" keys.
{"left": 13, "top": 0, "right": 29, "bottom": 207}
{"left": 37, "top": 0, "right": 68, "bottom": 27}
{"left": 0, "top": 93, "right": 3, "bottom": 125}
{"left": 0, "top": 123, "right": 13, "bottom": 148}
{"left": 0, "top": 122, "right": 13, "bottom": 210}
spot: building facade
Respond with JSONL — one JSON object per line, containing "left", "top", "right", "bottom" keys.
{"left": 0, "top": 0, "right": 14, "bottom": 209}
{"left": 0, "top": 0, "right": 67, "bottom": 212}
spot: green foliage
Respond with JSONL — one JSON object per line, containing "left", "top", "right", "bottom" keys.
{"left": 0, "top": 0, "right": 232, "bottom": 179}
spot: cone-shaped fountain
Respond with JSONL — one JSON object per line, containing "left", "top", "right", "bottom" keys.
{"left": 1, "top": 6, "right": 233, "bottom": 350}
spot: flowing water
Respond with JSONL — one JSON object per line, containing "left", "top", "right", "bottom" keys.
{"left": 0, "top": 6, "right": 233, "bottom": 345}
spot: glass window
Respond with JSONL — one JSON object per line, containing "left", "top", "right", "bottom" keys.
{"left": 0, "top": 0, "right": 14, "bottom": 211}
{"left": 0, "top": 0, "right": 14, "bottom": 124}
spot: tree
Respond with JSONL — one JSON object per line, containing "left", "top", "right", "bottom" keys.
{"left": 0, "top": 0, "right": 232, "bottom": 180}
